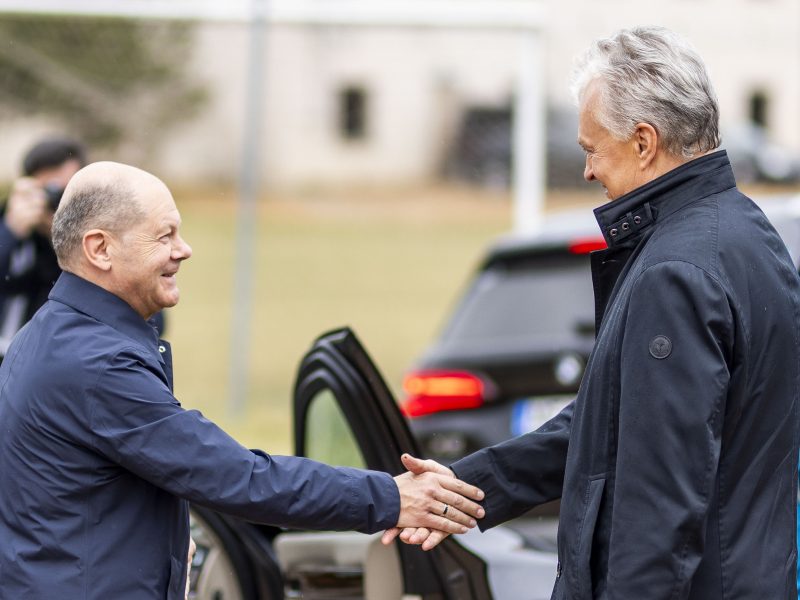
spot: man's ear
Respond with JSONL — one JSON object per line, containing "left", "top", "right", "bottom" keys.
{"left": 82, "top": 229, "right": 113, "bottom": 272}
{"left": 633, "top": 122, "right": 659, "bottom": 170}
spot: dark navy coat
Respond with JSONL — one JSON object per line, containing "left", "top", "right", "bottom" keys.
{"left": 0, "top": 212, "right": 60, "bottom": 356}
{"left": 454, "top": 151, "right": 800, "bottom": 599}
{"left": 0, "top": 272, "right": 399, "bottom": 599}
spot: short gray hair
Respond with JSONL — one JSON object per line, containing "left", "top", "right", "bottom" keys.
{"left": 570, "top": 26, "right": 721, "bottom": 158}
{"left": 52, "top": 181, "right": 145, "bottom": 268}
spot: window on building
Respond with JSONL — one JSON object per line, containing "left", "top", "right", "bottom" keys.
{"left": 749, "top": 90, "right": 769, "bottom": 128}
{"left": 339, "top": 86, "right": 368, "bottom": 140}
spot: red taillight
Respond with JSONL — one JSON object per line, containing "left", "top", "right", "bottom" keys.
{"left": 400, "top": 370, "right": 485, "bottom": 418}
{"left": 568, "top": 237, "right": 607, "bottom": 254}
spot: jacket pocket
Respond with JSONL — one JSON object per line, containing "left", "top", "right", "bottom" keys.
{"left": 573, "top": 477, "right": 605, "bottom": 599}
{"left": 167, "top": 555, "right": 188, "bottom": 600}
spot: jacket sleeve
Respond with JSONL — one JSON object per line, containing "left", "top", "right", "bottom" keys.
{"left": 606, "top": 261, "right": 732, "bottom": 599}
{"left": 0, "top": 219, "right": 19, "bottom": 281}
{"left": 450, "top": 401, "right": 572, "bottom": 530}
{"left": 88, "top": 348, "right": 400, "bottom": 534}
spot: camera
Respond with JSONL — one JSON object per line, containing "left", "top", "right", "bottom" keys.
{"left": 44, "top": 184, "right": 65, "bottom": 212}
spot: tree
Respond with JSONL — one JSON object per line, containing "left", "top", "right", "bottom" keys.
{"left": 0, "top": 15, "right": 207, "bottom": 154}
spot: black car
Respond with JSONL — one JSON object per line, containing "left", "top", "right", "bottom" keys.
{"left": 402, "top": 197, "right": 800, "bottom": 464}
{"left": 188, "top": 328, "right": 559, "bottom": 600}
{"left": 401, "top": 209, "right": 603, "bottom": 464}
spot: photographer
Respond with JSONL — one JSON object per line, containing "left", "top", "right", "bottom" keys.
{"left": 0, "top": 136, "right": 86, "bottom": 359}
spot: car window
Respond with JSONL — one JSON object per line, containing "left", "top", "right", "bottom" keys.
{"left": 305, "top": 388, "right": 366, "bottom": 468}
{"left": 441, "top": 253, "right": 595, "bottom": 345}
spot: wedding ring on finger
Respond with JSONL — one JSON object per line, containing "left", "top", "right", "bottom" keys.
{"left": 442, "top": 503, "right": 449, "bottom": 516}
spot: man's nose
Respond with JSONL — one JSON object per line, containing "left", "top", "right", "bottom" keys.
{"left": 583, "top": 157, "right": 594, "bottom": 183}
{"left": 174, "top": 236, "right": 192, "bottom": 261}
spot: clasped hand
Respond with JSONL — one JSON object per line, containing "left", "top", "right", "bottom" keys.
{"left": 5, "top": 178, "right": 50, "bottom": 239}
{"left": 386, "top": 453, "right": 483, "bottom": 551}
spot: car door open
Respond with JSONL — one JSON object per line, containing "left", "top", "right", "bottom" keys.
{"left": 273, "top": 327, "right": 493, "bottom": 600}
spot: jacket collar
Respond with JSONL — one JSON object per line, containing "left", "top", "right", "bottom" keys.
{"left": 48, "top": 271, "right": 161, "bottom": 351}
{"left": 593, "top": 150, "right": 736, "bottom": 248}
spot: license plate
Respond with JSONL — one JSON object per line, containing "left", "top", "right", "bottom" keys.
{"left": 511, "top": 396, "right": 574, "bottom": 436}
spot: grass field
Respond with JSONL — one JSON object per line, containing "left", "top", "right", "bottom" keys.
{"left": 167, "top": 184, "right": 521, "bottom": 454}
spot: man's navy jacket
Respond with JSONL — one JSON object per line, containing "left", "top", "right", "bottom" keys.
{"left": 0, "top": 272, "right": 399, "bottom": 599}
{"left": 453, "top": 151, "right": 800, "bottom": 599}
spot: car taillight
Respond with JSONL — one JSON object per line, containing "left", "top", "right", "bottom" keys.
{"left": 568, "top": 237, "right": 607, "bottom": 254}
{"left": 401, "top": 370, "right": 485, "bottom": 418}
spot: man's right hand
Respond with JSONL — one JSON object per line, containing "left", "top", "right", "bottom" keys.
{"left": 383, "top": 454, "right": 482, "bottom": 551}
{"left": 5, "top": 178, "right": 48, "bottom": 239}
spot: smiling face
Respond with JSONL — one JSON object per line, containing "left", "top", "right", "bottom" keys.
{"left": 577, "top": 82, "right": 646, "bottom": 201}
{"left": 111, "top": 178, "right": 192, "bottom": 320}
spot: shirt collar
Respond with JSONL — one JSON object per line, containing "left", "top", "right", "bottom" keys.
{"left": 48, "top": 271, "right": 161, "bottom": 350}
{"left": 593, "top": 150, "right": 737, "bottom": 247}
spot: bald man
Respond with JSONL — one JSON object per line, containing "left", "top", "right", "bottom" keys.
{"left": 0, "top": 162, "right": 485, "bottom": 599}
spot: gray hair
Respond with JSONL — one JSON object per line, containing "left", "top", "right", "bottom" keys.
{"left": 52, "top": 181, "right": 145, "bottom": 268}
{"left": 570, "top": 26, "right": 721, "bottom": 158}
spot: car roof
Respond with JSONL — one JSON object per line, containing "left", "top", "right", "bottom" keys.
{"left": 487, "top": 208, "right": 600, "bottom": 259}
{"left": 485, "top": 193, "right": 800, "bottom": 267}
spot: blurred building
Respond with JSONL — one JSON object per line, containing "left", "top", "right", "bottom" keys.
{"left": 0, "top": 0, "right": 798, "bottom": 188}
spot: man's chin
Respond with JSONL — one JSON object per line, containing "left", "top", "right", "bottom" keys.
{"left": 159, "top": 291, "right": 180, "bottom": 309}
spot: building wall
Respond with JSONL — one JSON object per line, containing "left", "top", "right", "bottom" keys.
{"left": 1, "top": 1, "right": 797, "bottom": 186}
{"left": 543, "top": 0, "right": 800, "bottom": 149}
{"left": 157, "top": 0, "right": 798, "bottom": 187}
{"left": 156, "top": 25, "right": 521, "bottom": 187}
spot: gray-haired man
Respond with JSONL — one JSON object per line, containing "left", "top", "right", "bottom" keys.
{"left": 387, "top": 26, "right": 800, "bottom": 599}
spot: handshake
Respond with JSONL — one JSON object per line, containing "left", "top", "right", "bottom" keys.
{"left": 385, "top": 453, "right": 484, "bottom": 551}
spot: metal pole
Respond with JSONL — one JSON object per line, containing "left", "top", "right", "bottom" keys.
{"left": 513, "top": 31, "right": 546, "bottom": 234}
{"left": 229, "top": 0, "right": 268, "bottom": 416}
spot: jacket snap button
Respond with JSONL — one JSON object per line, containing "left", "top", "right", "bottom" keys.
{"left": 621, "top": 222, "right": 630, "bottom": 231}
{"left": 649, "top": 336, "right": 672, "bottom": 359}
{"left": 633, "top": 216, "right": 641, "bottom": 224}
{"left": 609, "top": 228, "right": 618, "bottom": 237}
{"left": 158, "top": 345, "right": 166, "bottom": 353}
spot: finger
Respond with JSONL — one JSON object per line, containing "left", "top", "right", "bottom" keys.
{"left": 422, "top": 530, "right": 451, "bottom": 551}
{"left": 426, "top": 514, "right": 469, "bottom": 535}
{"left": 12, "top": 180, "right": 45, "bottom": 204}
{"left": 408, "top": 527, "right": 431, "bottom": 544}
{"left": 401, "top": 453, "right": 453, "bottom": 477}
{"left": 11, "top": 178, "right": 39, "bottom": 195}
{"left": 436, "top": 474, "right": 485, "bottom": 501}
{"left": 399, "top": 528, "right": 419, "bottom": 542}
{"left": 435, "top": 489, "right": 485, "bottom": 519}
{"left": 381, "top": 527, "right": 402, "bottom": 546}
{"left": 432, "top": 502, "right": 477, "bottom": 529}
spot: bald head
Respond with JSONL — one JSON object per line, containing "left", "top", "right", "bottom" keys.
{"left": 62, "top": 161, "right": 167, "bottom": 201}
{"left": 52, "top": 162, "right": 152, "bottom": 269}
{"left": 51, "top": 161, "right": 191, "bottom": 319}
